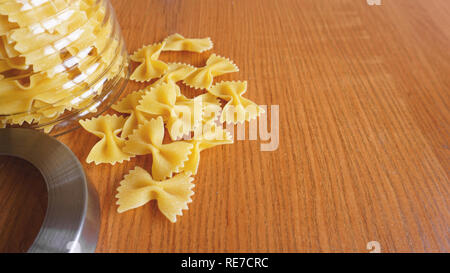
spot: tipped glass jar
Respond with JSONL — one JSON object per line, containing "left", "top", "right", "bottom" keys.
{"left": 0, "top": 0, "right": 128, "bottom": 136}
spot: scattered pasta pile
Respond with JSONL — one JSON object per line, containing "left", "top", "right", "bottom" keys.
{"left": 0, "top": 0, "right": 125, "bottom": 132}
{"left": 80, "top": 33, "right": 264, "bottom": 223}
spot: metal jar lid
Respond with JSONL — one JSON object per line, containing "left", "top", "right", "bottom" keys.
{"left": 0, "top": 128, "right": 100, "bottom": 253}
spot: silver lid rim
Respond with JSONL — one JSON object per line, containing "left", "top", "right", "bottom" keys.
{"left": 0, "top": 128, "right": 100, "bottom": 253}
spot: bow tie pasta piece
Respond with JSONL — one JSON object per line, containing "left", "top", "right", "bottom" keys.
{"left": 92, "top": 15, "right": 112, "bottom": 50}
{"left": 130, "top": 42, "right": 168, "bottom": 82}
{"left": 169, "top": 94, "right": 204, "bottom": 140}
{"left": 79, "top": 114, "right": 133, "bottom": 165}
{"left": 190, "top": 93, "right": 223, "bottom": 139}
{"left": 183, "top": 124, "right": 233, "bottom": 175}
{"left": 183, "top": 54, "right": 239, "bottom": 90}
{"left": 44, "top": 81, "right": 95, "bottom": 113}
{"left": 116, "top": 166, "right": 195, "bottom": 223}
{"left": 0, "top": 72, "right": 71, "bottom": 115}
{"left": 208, "top": 81, "right": 265, "bottom": 124}
{"left": 0, "top": 35, "right": 20, "bottom": 58}
{"left": 41, "top": 123, "right": 55, "bottom": 134}
{"left": 36, "top": 103, "right": 67, "bottom": 119}
{"left": 111, "top": 89, "right": 158, "bottom": 138}
{"left": 80, "top": 0, "right": 106, "bottom": 18}
{"left": 65, "top": 3, "right": 107, "bottom": 55}
{"left": 123, "top": 117, "right": 193, "bottom": 180}
{"left": 65, "top": 22, "right": 98, "bottom": 57}
{"left": 22, "top": 48, "right": 62, "bottom": 75}
{"left": 0, "top": 0, "right": 68, "bottom": 27}
{"left": 7, "top": 112, "right": 41, "bottom": 126}
{"left": 37, "top": 114, "right": 62, "bottom": 134}
{"left": 9, "top": 7, "right": 100, "bottom": 60}
{"left": 35, "top": 81, "right": 92, "bottom": 117}
{"left": 10, "top": 13, "right": 99, "bottom": 74}
{"left": 0, "top": 80, "right": 25, "bottom": 115}
{"left": 93, "top": 26, "right": 120, "bottom": 68}
{"left": 55, "top": 9, "right": 92, "bottom": 35}
{"left": 9, "top": 10, "right": 89, "bottom": 53}
{"left": 0, "top": 58, "right": 10, "bottom": 72}
{"left": 163, "top": 33, "right": 213, "bottom": 53}
{"left": 138, "top": 82, "right": 202, "bottom": 140}
{"left": 151, "top": 63, "right": 196, "bottom": 95}
{"left": 0, "top": 40, "right": 29, "bottom": 70}
{"left": 182, "top": 94, "right": 231, "bottom": 174}
{"left": 137, "top": 82, "right": 177, "bottom": 118}
{"left": 197, "top": 92, "right": 222, "bottom": 123}
{"left": 0, "top": 14, "right": 18, "bottom": 35}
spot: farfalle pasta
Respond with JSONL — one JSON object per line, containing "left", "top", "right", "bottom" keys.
{"left": 111, "top": 88, "right": 157, "bottom": 138}
{"left": 76, "top": 33, "right": 265, "bottom": 223}
{"left": 181, "top": 94, "right": 232, "bottom": 174}
{"left": 183, "top": 123, "right": 233, "bottom": 175}
{"left": 130, "top": 42, "right": 168, "bottom": 82}
{"left": 194, "top": 93, "right": 222, "bottom": 126}
{"left": 79, "top": 114, "right": 133, "bottom": 165}
{"left": 183, "top": 54, "right": 239, "bottom": 89}
{"left": 137, "top": 82, "right": 202, "bottom": 140}
{"left": 0, "top": 0, "right": 128, "bottom": 134}
{"left": 123, "top": 117, "right": 193, "bottom": 180}
{"left": 0, "top": 0, "right": 69, "bottom": 27}
{"left": 0, "top": 72, "right": 71, "bottom": 115}
{"left": 116, "top": 167, "right": 194, "bottom": 223}
{"left": 163, "top": 33, "right": 213, "bottom": 53}
{"left": 151, "top": 62, "right": 196, "bottom": 95}
{"left": 208, "top": 81, "right": 265, "bottom": 124}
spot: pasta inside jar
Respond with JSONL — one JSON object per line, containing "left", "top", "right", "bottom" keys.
{"left": 0, "top": 0, "right": 128, "bottom": 136}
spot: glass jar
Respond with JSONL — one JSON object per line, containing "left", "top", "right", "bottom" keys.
{"left": 0, "top": 0, "right": 128, "bottom": 136}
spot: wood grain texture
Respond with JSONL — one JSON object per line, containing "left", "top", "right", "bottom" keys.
{"left": 0, "top": 156, "right": 47, "bottom": 253}
{"left": 1, "top": 0, "right": 449, "bottom": 252}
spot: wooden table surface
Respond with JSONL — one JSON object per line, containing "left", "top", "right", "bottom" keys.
{"left": 1, "top": 0, "right": 449, "bottom": 253}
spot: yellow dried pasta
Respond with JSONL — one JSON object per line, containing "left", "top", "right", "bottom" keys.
{"left": 130, "top": 42, "right": 168, "bottom": 82}
{"left": 0, "top": 14, "right": 17, "bottom": 36}
{"left": 123, "top": 117, "right": 193, "bottom": 180}
{"left": 7, "top": 111, "right": 40, "bottom": 126}
{"left": 151, "top": 62, "right": 196, "bottom": 96}
{"left": 36, "top": 103, "right": 67, "bottom": 119}
{"left": 0, "top": 0, "right": 127, "bottom": 133}
{"left": 116, "top": 166, "right": 194, "bottom": 223}
{"left": 111, "top": 88, "right": 157, "bottom": 138}
{"left": 72, "top": 33, "right": 265, "bottom": 223}
{"left": 10, "top": 10, "right": 89, "bottom": 53}
{"left": 79, "top": 114, "right": 133, "bottom": 165}
{"left": 208, "top": 81, "right": 265, "bottom": 124}
{"left": 183, "top": 123, "right": 233, "bottom": 175}
{"left": 137, "top": 82, "right": 202, "bottom": 140}
{"left": 163, "top": 33, "right": 213, "bottom": 53}
{"left": 0, "top": 0, "right": 68, "bottom": 27}
{"left": 1, "top": 35, "right": 20, "bottom": 58}
{"left": 194, "top": 93, "right": 222, "bottom": 126}
{"left": 0, "top": 72, "right": 71, "bottom": 115}
{"left": 38, "top": 114, "right": 61, "bottom": 134}
{"left": 183, "top": 54, "right": 239, "bottom": 90}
